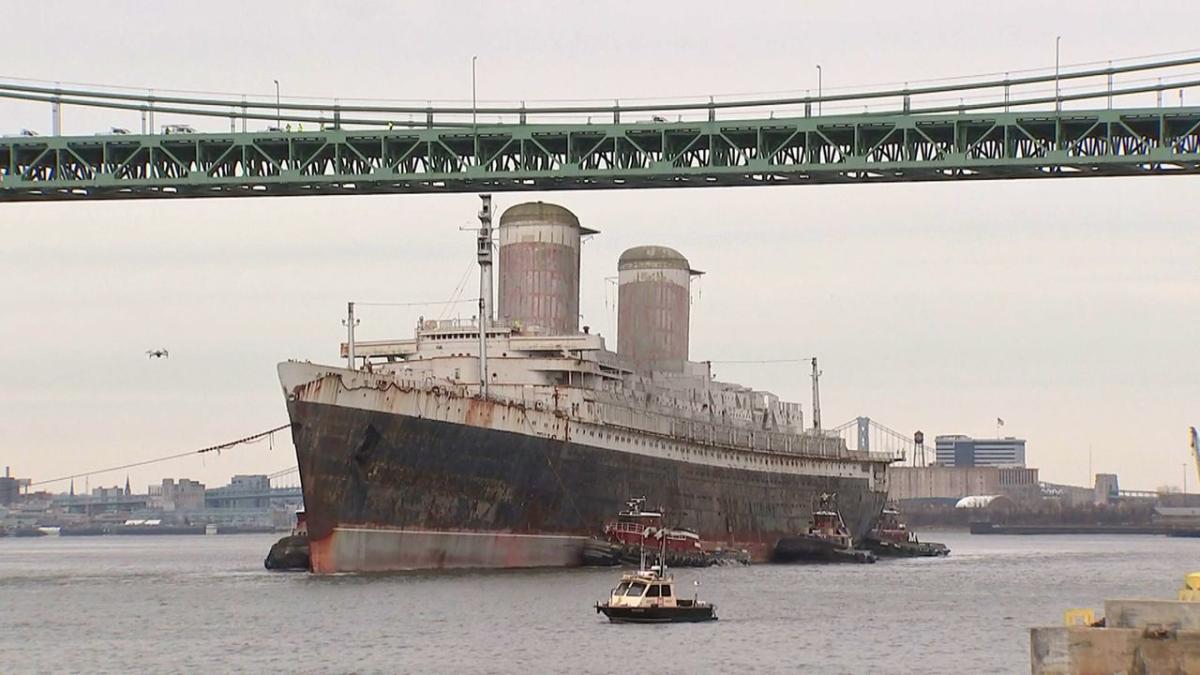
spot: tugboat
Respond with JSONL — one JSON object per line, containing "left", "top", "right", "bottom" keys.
{"left": 595, "top": 536, "right": 718, "bottom": 623}
{"left": 264, "top": 510, "right": 311, "bottom": 571}
{"left": 862, "top": 505, "right": 950, "bottom": 558}
{"left": 773, "top": 493, "right": 876, "bottom": 564}
{"left": 584, "top": 497, "right": 745, "bottom": 567}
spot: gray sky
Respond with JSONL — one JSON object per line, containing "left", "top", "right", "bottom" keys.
{"left": 2, "top": 1, "right": 1198, "bottom": 493}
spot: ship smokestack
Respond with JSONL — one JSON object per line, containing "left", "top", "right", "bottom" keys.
{"left": 617, "top": 245, "right": 699, "bottom": 372}
{"left": 497, "top": 202, "right": 597, "bottom": 335}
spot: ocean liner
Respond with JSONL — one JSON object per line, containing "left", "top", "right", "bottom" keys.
{"left": 280, "top": 197, "right": 895, "bottom": 573}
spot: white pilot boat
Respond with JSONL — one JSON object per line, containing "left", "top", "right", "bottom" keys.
{"left": 595, "top": 535, "right": 717, "bottom": 623}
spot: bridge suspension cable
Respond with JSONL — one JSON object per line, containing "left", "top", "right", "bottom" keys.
{"left": 2, "top": 55, "right": 1200, "bottom": 127}
{"left": 5, "top": 47, "right": 1200, "bottom": 105}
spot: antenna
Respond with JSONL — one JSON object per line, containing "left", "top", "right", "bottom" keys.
{"left": 477, "top": 194, "right": 493, "bottom": 399}
{"left": 811, "top": 357, "right": 822, "bottom": 431}
{"left": 658, "top": 527, "right": 668, "bottom": 579}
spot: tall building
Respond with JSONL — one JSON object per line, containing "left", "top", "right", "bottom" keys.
{"left": 0, "top": 466, "right": 17, "bottom": 506}
{"left": 935, "top": 435, "right": 1026, "bottom": 468}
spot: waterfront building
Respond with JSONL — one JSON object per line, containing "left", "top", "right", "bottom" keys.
{"left": 935, "top": 435, "right": 1026, "bottom": 467}
{"left": 148, "top": 478, "right": 207, "bottom": 512}
{"left": 889, "top": 465, "right": 1040, "bottom": 502}
{"left": 35, "top": 474, "right": 302, "bottom": 529}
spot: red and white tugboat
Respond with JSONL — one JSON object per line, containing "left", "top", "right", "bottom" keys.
{"left": 607, "top": 498, "right": 702, "bottom": 557}
{"left": 773, "top": 493, "right": 876, "bottom": 564}
{"left": 585, "top": 497, "right": 748, "bottom": 567}
{"left": 595, "top": 536, "right": 717, "bottom": 623}
{"left": 862, "top": 505, "right": 949, "bottom": 558}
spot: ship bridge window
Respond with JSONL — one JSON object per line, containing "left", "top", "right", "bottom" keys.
{"left": 625, "top": 582, "right": 647, "bottom": 597}
{"left": 614, "top": 581, "right": 631, "bottom": 595}
{"left": 646, "top": 584, "right": 661, "bottom": 597}
{"left": 660, "top": 584, "right": 671, "bottom": 597}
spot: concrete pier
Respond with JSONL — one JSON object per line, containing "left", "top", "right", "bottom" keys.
{"left": 1031, "top": 599, "right": 1200, "bottom": 674}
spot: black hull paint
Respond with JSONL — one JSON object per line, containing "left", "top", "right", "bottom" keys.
{"left": 862, "top": 536, "right": 950, "bottom": 557}
{"left": 773, "top": 536, "right": 877, "bottom": 564}
{"left": 287, "top": 399, "right": 888, "bottom": 562}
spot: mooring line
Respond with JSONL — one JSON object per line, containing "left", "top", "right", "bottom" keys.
{"left": 30, "top": 423, "right": 291, "bottom": 487}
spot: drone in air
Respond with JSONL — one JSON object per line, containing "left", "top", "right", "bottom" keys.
{"left": 146, "top": 349, "right": 169, "bottom": 359}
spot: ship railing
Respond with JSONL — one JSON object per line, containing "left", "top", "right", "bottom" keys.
{"left": 659, "top": 414, "right": 863, "bottom": 461}
{"left": 594, "top": 399, "right": 893, "bottom": 463}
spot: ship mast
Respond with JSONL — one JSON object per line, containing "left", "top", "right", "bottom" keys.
{"left": 811, "top": 357, "right": 822, "bottom": 432}
{"left": 343, "top": 302, "right": 358, "bottom": 370}
{"left": 477, "top": 194, "right": 494, "bottom": 399}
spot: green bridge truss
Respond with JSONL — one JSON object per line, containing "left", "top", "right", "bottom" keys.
{"left": 3, "top": 55, "right": 1200, "bottom": 201}
{"left": 3, "top": 106, "right": 1198, "bottom": 202}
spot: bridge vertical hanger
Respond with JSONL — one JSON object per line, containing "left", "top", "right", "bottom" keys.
{"left": 1054, "top": 36, "right": 1062, "bottom": 114}
{"left": 477, "top": 194, "right": 494, "bottom": 398}
{"left": 52, "top": 83, "right": 62, "bottom": 135}
{"left": 1107, "top": 62, "right": 1113, "bottom": 110}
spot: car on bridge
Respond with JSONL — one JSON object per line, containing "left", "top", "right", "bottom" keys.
{"left": 161, "top": 124, "right": 195, "bottom": 134}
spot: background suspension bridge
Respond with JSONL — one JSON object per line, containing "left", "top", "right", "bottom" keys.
{"left": 830, "top": 417, "right": 933, "bottom": 468}
{"left": 1, "top": 55, "right": 1199, "bottom": 201}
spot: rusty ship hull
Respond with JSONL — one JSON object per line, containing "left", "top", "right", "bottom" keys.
{"left": 282, "top": 362, "right": 890, "bottom": 573}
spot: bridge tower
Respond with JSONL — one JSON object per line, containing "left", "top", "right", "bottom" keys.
{"left": 857, "top": 417, "right": 871, "bottom": 452}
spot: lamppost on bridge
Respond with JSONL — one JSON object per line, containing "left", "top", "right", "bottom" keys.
{"left": 273, "top": 79, "right": 280, "bottom": 128}
{"left": 816, "top": 64, "right": 823, "bottom": 116}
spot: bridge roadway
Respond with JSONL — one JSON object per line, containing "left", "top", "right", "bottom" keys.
{"left": 2, "top": 106, "right": 1199, "bottom": 201}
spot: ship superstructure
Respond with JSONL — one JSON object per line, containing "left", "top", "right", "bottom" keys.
{"left": 280, "top": 196, "right": 895, "bottom": 572}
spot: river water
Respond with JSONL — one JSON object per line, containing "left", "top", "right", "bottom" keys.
{"left": 1, "top": 532, "right": 1196, "bottom": 674}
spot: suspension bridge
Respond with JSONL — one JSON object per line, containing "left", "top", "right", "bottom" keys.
{"left": 2, "top": 55, "right": 1199, "bottom": 202}
{"left": 831, "top": 417, "right": 933, "bottom": 467}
